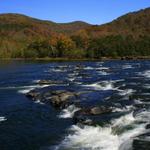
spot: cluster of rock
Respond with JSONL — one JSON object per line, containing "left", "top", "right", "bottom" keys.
{"left": 26, "top": 86, "right": 113, "bottom": 125}
{"left": 27, "top": 89, "right": 77, "bottom": 108}
{"left": 25, "top": 79, "right": 150, "bottom": 149}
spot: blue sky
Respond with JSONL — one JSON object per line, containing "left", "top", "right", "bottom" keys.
{"left": 0, "top": 0, "right": 150, "bottom": 24}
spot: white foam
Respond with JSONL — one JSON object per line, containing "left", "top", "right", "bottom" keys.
{"left": 59, "top": 105, "right": 80, "bottom": 118}
{"left": 55, "top": 111, "right": 148, "bottom": 150}
{"left": 118, "top": 89, "right": 135, "bottom": 96}
{"left": 51, "top": 68, "right": 66, "bottom": 72}
{"left": 34, "top": 100, "right": 45, "bottom": 105}
{"left": 68, "top": 77, "right": 75, "bottom": 82}
{"left": 83, "top": 81, "right": 114, "bottom": 91}
{"left": 98, "top": 67, "right": 109, "bottom": 70}
{"left": 113, "top": 105, "right": 133, "bottom": 113}
{"left": 45, "top": 68, "right": 66, "bottom": 73}
{"left": 0, "top": 116, "right": 7, "bottom": 122}
{"left": 55, "top": 125, "right": 119, "bottom": 150}
{"left": 139, "top": 70, "right": 150, "bottom": 78}
{"left": 18, "top": 85, "right": 49, "bottom": 94}
{"left": 98, "top": 71, "right": 110, "bottom": 76}
{"left": 0, "top": 84, "right": 49, "bottom": 94}
{"left": 32, "top": 80, "right": 41, "bottom": 83}
{"left": 119, "top": 124, "right": 145, "bottom": 150}
{"left": 122, "top": 65, "right": 134, "bottom": 69}
{"left": 112, "top": 113, "right": 135, "bottom": 127}
{"left": 84, "top": 66, "right": 94, "bottom": 70}
{"left": 112, "top": 79, "right": 125, "bottom": 82}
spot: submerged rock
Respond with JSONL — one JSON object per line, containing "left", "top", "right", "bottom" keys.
{"left": 38, "top": 80, "right": 63, "bottom": 85}
{"left": 132, "top": 131, "right": 150, "bottom": 150}
{"left": 133, "top": 138, "right": 150, "bottom": 150}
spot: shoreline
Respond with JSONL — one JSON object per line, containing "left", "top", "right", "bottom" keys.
{"left": 0, "top": 56, "right": 150, "bottom": 61}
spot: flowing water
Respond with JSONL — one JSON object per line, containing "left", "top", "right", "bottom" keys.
{"left": 0, "top": 60, "right": 150, "bottom": 150}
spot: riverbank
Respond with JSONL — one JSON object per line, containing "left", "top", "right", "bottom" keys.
{"left": 1, "top": 56, "right": 150, "bottom": 61}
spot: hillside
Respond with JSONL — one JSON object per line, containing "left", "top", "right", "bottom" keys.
{"left": 87, "top": 8, "right": 150, "bottom": 38}
{"left": 0, "top": 8, "right": 150, "bottom": 58}
{"left": 0, "top": 13, "right": 90, "bottom": 38}
{"left": 0, "top": 13, "right": 91, "bottom": 58}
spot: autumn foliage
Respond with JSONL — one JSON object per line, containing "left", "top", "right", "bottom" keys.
{"left": 0, "top": 8, "right": 150, "bottom": 58}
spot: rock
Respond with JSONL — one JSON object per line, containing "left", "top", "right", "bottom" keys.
{"left": 51, "top": 90, "right": 66, "bottom": 95}
{"left": 90, "top": 106, "right": 112, "bottom": 115}
{"left": 59, "top": 92, "right": 75, "bottom": 101}
{"left": 26, "top": 89, "right": 78, "bottom": 109}
{"left": 73, "top": 113, "right": 94, "bottom": 125}
{"left": 75, "top": 106, "right": 112, "bottom": 116}
{"left": 26, "top": 90, "right": 41, "bottom": 100}
{"left": 73, "top": 106, "right": 113, "bottom": 125}
{"left": 38, "top": 80, "right": 63, "bottom": 85}
{"left": 48, "top": 90, "right": 77, "bottom": 108}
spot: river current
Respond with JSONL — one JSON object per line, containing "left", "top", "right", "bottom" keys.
{"left": 0, "top": 60, "right": 150, "bottom": 150}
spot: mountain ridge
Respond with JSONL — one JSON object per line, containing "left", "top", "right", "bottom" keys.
{"left": 0, "top": 7, "right": 150, "bottom": 58}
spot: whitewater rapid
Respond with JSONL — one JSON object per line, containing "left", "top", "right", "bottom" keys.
{"left": 54, "top": 110, "right": 149, "bottom": 150}
{"left": 50, "top": 67, "right": 150, "bottom": 150}
{"left": 16, "top": 62, "right": 150, "bottom": 150}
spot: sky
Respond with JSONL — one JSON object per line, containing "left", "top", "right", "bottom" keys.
{"left": 0, "top": 0, "right": 150, "bottom": 24}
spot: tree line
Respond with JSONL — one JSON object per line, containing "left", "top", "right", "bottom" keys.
{"left": 1, "top": 31, "right": 150, "bottom": 59}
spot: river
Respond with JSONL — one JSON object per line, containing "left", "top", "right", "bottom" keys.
{"left": 0, "top": 60, "right": 150, "bottom": 150}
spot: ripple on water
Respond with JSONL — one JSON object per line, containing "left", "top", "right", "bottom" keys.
{"left": 18, "top": 85, "right": 50, "bottom": 94}
{"left": 82, "top": 81, "right": 114, "bottom": 91}
{"left": 139, "top": 70, "right": 150, "bottom": 78}
{"left": 0, "top": 116, "right": 7, "bottom": 122}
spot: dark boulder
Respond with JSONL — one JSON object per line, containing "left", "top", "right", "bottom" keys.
{"left": 49, "top": 90, "right": 77, "bottom": 108}
{"left": 75, "top": 106, "right": 112, "bottom": 116}
{"left": 73, "top": 106, "right": 113, "bottom": 125}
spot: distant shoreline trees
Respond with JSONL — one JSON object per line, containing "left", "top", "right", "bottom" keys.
{"left": 1, "top": 33, "right": 150, "bottom": 59}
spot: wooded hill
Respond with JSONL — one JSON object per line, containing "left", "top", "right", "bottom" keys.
{"left": 0, "top": 8, "right": 150, "bottom": 58}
